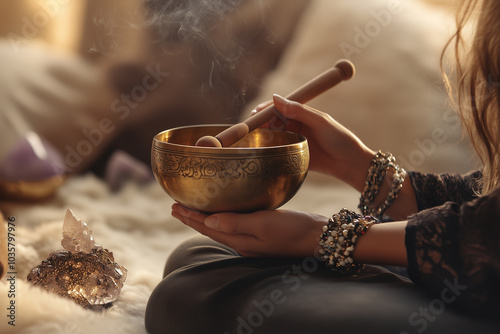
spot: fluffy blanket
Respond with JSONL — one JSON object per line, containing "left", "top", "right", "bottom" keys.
{"left": 0, "top": 174, "right": 192, "bottom": 334}
{"left": 0, "top": 172, "right": 358, "bottom": 334}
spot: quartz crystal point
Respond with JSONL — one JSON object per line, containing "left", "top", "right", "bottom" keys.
{"left": 61, "top": 209, "right": 98, "bottom": 253}
{"left": 27, "top": 209, "right": 127, "bottom": 310}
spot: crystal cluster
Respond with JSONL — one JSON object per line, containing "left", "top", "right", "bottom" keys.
{"left": 104, "top": 150, "right": 154, "bottom": 192}
{"left": 27, "top": 209, "right": 127, "bottom": 310}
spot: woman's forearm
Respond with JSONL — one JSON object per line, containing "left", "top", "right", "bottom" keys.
{"left": 352, "top": 220, "right": 408, "bottom": 267}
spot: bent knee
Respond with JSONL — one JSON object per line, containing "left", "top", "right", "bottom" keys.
{"left": 164, "top": 235, "right": 239, "bottom": 277}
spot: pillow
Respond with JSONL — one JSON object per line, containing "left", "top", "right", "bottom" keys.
{"left": 242, "top": 0, "right": 476, "bottom": 178}
{"left": 0, "top": 41, "right": 115, "bottom": 173}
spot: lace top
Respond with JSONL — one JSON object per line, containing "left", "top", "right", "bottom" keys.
{"left": 405, "top": 170, "right": 500, "bottom": 315}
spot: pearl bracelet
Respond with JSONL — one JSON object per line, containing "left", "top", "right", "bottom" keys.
{"left": 318, "top": 208, "right": 378, "bottom": 275}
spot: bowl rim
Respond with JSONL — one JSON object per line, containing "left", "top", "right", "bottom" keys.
{"left": 152, "top": 124, "right": 308, "bottom": 152}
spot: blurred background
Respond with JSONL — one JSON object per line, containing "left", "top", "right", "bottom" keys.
{"left": 0, "top": 0, "right": 143, "bottom": 55}
{"left": 0, "top": 0, "right": 472, "bottom": 182}
{"left": 0, "top": 0, "right": 306, "bottom": 173}
{"left": 0, "top": 0, "right": 458, "bottom": 57}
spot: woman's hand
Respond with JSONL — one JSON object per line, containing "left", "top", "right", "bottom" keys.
{"left": 254, "top": 95, "right": 375, "bottom": 192}
{"left": 171, "top": 203, "right": 327, "bottom": 258}
{"left": 172, "top": 203, "right": 409, "bottom": 265}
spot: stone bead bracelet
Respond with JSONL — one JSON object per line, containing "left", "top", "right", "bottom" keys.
{"left": 359, "top": 151, "right": 406, "bottom": 219}
{"left": 318, "top": 208, "right": 378, "bottom": 275}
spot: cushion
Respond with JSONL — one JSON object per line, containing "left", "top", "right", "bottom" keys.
{"left": 242, "top": 0, "right": 476, "bottom": 179}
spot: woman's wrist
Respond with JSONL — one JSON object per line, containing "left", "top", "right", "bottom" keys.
{"left": 356, "top": 150, "right": 418, "bottom": 220}
{"left": 380, "top": 177, "right": 418, "bottom": 221}
{"left": 352, "top": 220, "right": 408, "bottom": 267}
{"left": 316, "top": 209, "right": 408, "bottom": 274}
{"left": 318, "top": 209, "right": 378, "bottom": 274}
{"left": 342, "top": 147, "right": 376, "bottom": 192}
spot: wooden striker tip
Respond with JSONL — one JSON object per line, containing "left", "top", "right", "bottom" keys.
{"left": 195, "top": 136, "right": 222, "bottom": 147}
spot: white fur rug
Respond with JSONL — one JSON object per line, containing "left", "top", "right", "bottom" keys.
{"left": 0, "top": 175, "right": 195, "bottom": 334}
{"left": 0, "top": 172, "right": 358, "bottom": 334}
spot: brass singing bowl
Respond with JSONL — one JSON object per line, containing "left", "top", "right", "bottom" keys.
{"left": 151, "top": 125, "right": 309, "bottom": 213}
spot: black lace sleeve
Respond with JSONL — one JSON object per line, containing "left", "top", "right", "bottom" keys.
{"left": 408, "top": 170, "right": 482, "bottom": 211}
{"left": 405, "top": 187, "right": 500, "bottom": 315}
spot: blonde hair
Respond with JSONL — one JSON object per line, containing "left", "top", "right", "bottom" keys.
{"left": 443, "top": 0, "right": 500, "bottom": 195}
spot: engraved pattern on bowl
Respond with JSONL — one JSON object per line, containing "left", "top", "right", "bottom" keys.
{"left": 151, "top": 125, "right": 309, "bottom": 213}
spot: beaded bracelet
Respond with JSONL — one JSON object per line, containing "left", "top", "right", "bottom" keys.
{"left": 370, "top": 167, "right": 406, "bottom": 217}
{"left": 318, "top": 208, "right": 378, "bottom": 275}
{"left": 358, "top": 151, "right": 406, "bottom": 218}
{"left": 360, "top": 151, "right": 396, "bottom": 205}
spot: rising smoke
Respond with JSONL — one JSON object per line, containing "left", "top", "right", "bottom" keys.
{"left": 143, "top": 0, "right": 256, "bottom": 64}
{"left": 93, "top": 0, "right": 271, "bottom": 117}
{"left": 142, "top": 0, "right": 268, "bottom": 110}
{"left": 143, "top": 0, "right": 245, "bottom": 43}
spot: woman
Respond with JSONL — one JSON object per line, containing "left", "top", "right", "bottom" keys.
{"left": 146, "top": 0, "right": 500, "bottom": 333}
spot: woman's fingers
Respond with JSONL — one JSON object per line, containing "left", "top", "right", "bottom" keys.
{"left": 171, "top": 203, "right": 207, "bottom": 223}
{"left": 171, "top": 203, "right": 251, "bottom": 235}
{"left": 273, "top": 94, "right": 333, "bottom": 129}
{"left": 205, "top": 211, "right": 274, "bottom": 236}
{"left": 171, "top": 204, "right": 257, "bottom": 249}
{"left": 251, "top": 94, "right": 337, "bottom": 134}
{"left": 251, "top": 100, "right": 273, "bottom": 114}
{"left": 250, "top": 99, "right": 287, "bottom": 130}
{"left": 171, "top": 203, "right": 265, "bottom": 236}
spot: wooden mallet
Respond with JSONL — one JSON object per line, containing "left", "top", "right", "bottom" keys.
{"left": 195, "top": 59, "right": 355, "bottom": 148}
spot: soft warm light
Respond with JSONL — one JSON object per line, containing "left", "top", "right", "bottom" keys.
{"left": 47, "top": 0, "right": 87, "bottom": 53}
{"left": 0, "top": 0, "right": 87, "bottom": 53}
{"left": 0, "top": 0, "right": 146, "bottom": 55}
